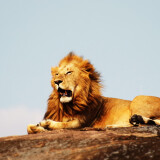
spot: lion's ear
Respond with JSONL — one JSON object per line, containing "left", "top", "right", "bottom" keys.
{"left": 51, "top": 67, "right": 58, "bottom": 76}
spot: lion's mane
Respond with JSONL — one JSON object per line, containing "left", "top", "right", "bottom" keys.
{"left": 44, "top": 53, "right": 103, "bottom": 126}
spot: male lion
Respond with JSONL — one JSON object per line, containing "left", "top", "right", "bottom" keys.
{"left": 27, "top": 52, "right": 160, "bottom": 134}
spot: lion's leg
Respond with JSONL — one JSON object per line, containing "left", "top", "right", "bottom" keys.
{"left": 130, "top": 96, "right": 160, "bottom": 126}
{"left": 40, "top": 119, "right": 81, "bottom": 129}
{"left": 27, "top": 124, "right": 46, "bottom": 134}
{"left": 130, "top": 96, "right": 160, "bottom": 118}
{"left": 130, "top": 114, "right": 160, "bottom": 126}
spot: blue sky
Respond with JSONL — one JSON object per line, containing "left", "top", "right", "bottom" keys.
{"left": 0, "top": 0, "right": 160, "bottom": 137}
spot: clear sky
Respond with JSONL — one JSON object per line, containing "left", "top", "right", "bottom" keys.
{"left": 0, "top": 0, "right": 160, "bottom": 137}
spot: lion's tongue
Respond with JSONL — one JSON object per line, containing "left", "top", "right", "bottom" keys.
{"left": 62, "top": 91, "right": 68, "bottom": 97}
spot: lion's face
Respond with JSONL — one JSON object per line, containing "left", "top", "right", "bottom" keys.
{"left": 50, "top": 53, "right": 101, "bottom": 105}
{"left": 51, "top": 63, "right": 88, "bottom": 103}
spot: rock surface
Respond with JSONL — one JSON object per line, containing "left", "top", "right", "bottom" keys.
{"left": 0, "top": 126, "right": 160, "bottom": 160}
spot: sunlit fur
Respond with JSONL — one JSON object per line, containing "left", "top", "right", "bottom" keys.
{"left": 27, "top": 52, "right": 160, "bottom": 134}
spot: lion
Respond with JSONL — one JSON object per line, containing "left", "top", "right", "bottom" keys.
{"left": 27, "top": 52, "right": 160, "bottom": 134}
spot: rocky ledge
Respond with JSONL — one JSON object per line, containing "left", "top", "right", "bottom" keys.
{"left": 0, "top": 126, "right": 160, "bottom": 160}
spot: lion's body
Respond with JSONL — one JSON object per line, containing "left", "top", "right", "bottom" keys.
{"left": 92, "top": 97, "right": 131, "bottom": 128}
{"left": 92, "top": 96, "right": 160, "bottom": 128}
{"left": 27, "top": 53, "right": 160, "bottom": 134}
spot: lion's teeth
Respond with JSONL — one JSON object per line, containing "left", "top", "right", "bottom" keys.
{"left": 59, "top": 89, "right": 72, "bottom": 97}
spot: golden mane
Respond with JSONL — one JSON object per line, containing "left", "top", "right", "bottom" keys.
{"left": 44, "top": 52, "right": 102, "bottom": 125}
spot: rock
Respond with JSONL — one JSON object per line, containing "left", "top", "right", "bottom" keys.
{"left": 0, "top": 126, "right": 160, "bottom": 160}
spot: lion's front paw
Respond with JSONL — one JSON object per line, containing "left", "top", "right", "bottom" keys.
{"left": 27, "top": 124, "right": 46, "bottom": 134}
{"left": 40, "top": 119, "right": 57, "bottom": 130}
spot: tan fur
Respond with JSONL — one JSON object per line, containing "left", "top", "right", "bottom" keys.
{"left": 27, "top": 53, "right": 160, "bottom": 134}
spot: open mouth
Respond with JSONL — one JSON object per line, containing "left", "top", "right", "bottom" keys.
{"left": 58, "top": 87, "right": 72, "bottom": 97}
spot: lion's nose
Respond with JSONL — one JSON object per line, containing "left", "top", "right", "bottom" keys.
{"left": 54, "top": 80, "right": 63, "bottom": 85}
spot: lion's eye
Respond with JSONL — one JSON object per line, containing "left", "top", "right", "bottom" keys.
{"left": 55, "top": 73, "right": 59, "bottom": 76}
{"left": 66, "top": 71, "right": 72, "bottom": 75}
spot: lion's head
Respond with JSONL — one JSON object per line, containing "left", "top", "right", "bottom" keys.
{"left": 44, "top": 52, "right": 102, "bottom": 121}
